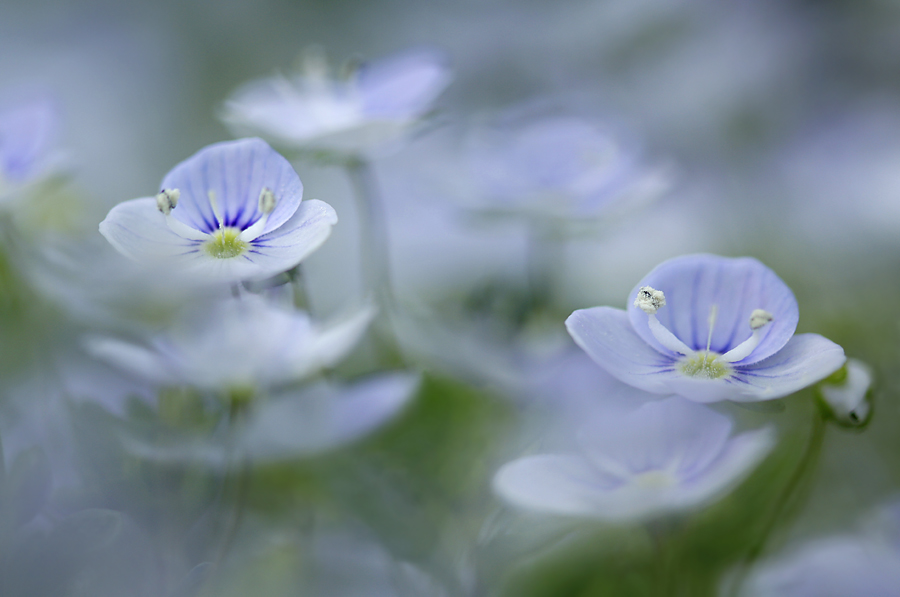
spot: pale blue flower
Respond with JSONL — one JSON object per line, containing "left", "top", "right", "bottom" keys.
{"left": 220, "top": 48, "right": 451, "bottom": 155}
{"left": 741, "top": 535, "right": 900, "bottom": 597}
{"left": 468, "top": 113, "right": 668, "bottom": 221}
{"left": 99, "top": 138, "right": 336, "bottom": 283}
{"left": 493, "top": 397, "right": 774, "bottom": 522}
{"left": 0, "top": 95, "right": 59, "bottom": 198}
{"left": 817, "top": 358, "right": 873, "bottom": 427}
{"left": 85, "top": 294, "right": 372, "bottom": 393}
{"left": 566, "top": 254, "right": 846, "bottom": 403}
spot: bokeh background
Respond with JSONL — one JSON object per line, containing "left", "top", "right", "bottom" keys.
{"left": 1, "top": 0, "right": 900, "bottom": 595}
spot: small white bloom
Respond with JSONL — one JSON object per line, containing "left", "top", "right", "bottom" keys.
{"left": 220, "top": 47, "right": 451, "bottom": 156}
{"left": 493, "top": 397, "right": 774, "bottom": 522}
{"left": 84, "top": 295, "right": 374, "bottom": 393}
{"left": 99, "top": 138, "right": 337, "bottom": 283}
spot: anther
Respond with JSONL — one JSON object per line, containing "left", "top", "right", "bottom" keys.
{"left": 239, "top": 187, "right": 278, "bottom": 242}
{"left": 635, "top": 286, "right": 693, "bottom": 356}
{"left": 156, "top": 189, "right": 180, "bottom": 215}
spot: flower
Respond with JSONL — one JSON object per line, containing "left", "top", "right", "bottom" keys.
{"left": 740, "top": 532, "right": 900, "bottom": 597}
{"left": 0, "top": 95, "right": 60, "bottom": 199}
{"left": 816, "top": 358, "right": 873, "bottom": 427}
{"left": 566, "top": 254, "right": 846, "bottom": 402}
{"left": 84, "top": 294, "right": 373, "bottom": 394}
{"left": 493, "top": 397, "right": 774, "bottom": 522}
{"left": 99, "top": 137, "right": 337, "bottom": 283}
{"left": 220, "top": 47, "right": 451, "bottom": 156}
{"left": 467, "top": 112, "right": 669, "bottom": 222}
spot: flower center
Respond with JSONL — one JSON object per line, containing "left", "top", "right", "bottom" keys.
{"left": 679, "top": 351, "right": 731, "bottom": 379}
{"left": 204, "top": 227, "right": 248, "bottom": 259}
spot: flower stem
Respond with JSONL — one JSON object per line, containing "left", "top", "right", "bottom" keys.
{"left": 526, "top": 221, "right": 564, "bottom": 309}
{"left": 727, "top": 405, "right": 826, "bottom": 596}
{"left": 344, "top": 156, "right": 393, "bottom": 310}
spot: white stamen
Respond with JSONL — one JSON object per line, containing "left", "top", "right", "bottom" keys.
{"left": 635, "top": 287, "right": 694, "bottom": 356}
{"left": 239, "top": 187, "right": 278, "bottom": 242}
{"left": 705, "top": 304, "right": 718, "bottom": 353}
{"left": 156, "top": 189, "right": 180, "bottom": 215}
{"left": 720, "top": 309, "right": 774, "bottom": 363}
{"left": 208, "top": 190, "right": 225, "bottom": 229}
{"left": 155, "top": 188, "right": 208, "bottom": 241}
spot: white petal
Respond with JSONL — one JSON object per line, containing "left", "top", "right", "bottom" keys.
{"left": 99, "top": 197, "right": 204, "bottom": 262}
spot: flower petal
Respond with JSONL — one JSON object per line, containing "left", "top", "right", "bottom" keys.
{"left": 673, "top": 426, "right": 776, "bottom": 509}
{"left": 244, "top": 198, "right": 338, "bottom": 275}
{"left": 493, "top": 454, "right": 617, "bottom": 518}
{"left": 357, "top": 48, "right": 452, "bottom": 119}
{"left": 578, "top": 398, "right": 733, "bottom": 480}
{"left": 565, "top": 306, "right": 678, "bottom": 394}
{"left": 728, "top": 333, "right": 847, "bottom": 401}
{"left": 161, "top": 138, "right": 303, "bottom": 235}
{"left": 628, "top": 254, "right": 799, "bottom": 364}
{"left": 239, "top": 373, "right": 419, "bottom": 460}
{"left": 83, "top": 336, "right": 173, "bottom": 386}
{"left": 99, "top": 197, "right": 204, "bottom": 261}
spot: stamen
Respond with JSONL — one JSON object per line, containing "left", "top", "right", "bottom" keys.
{"left": 239, "top": 187, "right": 278, "bottom": 242}
{"left": 156, "top": 188, "right": 208, "bottom": 241}
{"left": 720, "top": 309, "right": 774, "bottom": 363}
{"left": 634, "top": 286, "right": 693, "bottom": 356}
{"left": 208, "top": 190, "right": 225, "bottom": 229}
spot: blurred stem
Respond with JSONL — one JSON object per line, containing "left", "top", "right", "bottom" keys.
{"left": 649, "top": 520, "right": 677, "bottom": 597}
{"left": 526, "top": 221, "right": 564, "bottom": 309}
{"left": 727, "top": 406, "right": 826, "bottom": 596}
{"left": 286, "top": 264, "right": 310, "bottom": 311}
{"left": 344, "top": 156, "right": 393, "bottom": 310}
{"left": 212, "top": 394, "right": 252, "bottom": 571}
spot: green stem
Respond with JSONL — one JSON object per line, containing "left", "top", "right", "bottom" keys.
{"left": 212, "top": 395, "right": 252, "bottom": 569}
{"left": 728, "top": 407, "right": 826, "bottom": 596}
{"left": 526, "top": 221, "right": 564, "bottom": 310}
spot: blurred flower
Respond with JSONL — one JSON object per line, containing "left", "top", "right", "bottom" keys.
{"left": 466, "top": 112, "right": 669, "bottom": 223}
{"left": 740, "top": 534, "right": 900, "bottom": 597}
{"left": 99, "top": 138, "right": 337, "bottom": 283}
{"left": 816, "top": 358, "right": 873, "bottom": 428}
{"left": 493, "top": 397, "right": 774, "bottom": 522}
{"left": 122, "top": 373, "right": 418, "bottom": 466}
{"left": 0, "top": 95, "right": 61, "bottom": 200}
{"left": 85, "top": 294, "right": 373, "bottom": 394}
{"left": 566, "top": 254, "right": 845, "bottom": 403}
{"left": 220, "top": 47, "right": 451, "bottom": 156}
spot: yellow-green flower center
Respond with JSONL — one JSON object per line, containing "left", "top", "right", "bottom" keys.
{"left": 203, "top": 227, "right": 248, "bottom": 259}
{"left": 679, "top": 351, "right": 731, "bottom": 379}
{"left": 632, "top": 470, "right": 677, "bottom": 489}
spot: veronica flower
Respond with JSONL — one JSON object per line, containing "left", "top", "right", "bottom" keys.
{"left": 467, "top": 113, "right": 668, "bottom": 221}
{"left": 566, "top": 254, "right": 846, "bottom": 403}
{"left": 220, "top": 47, "right": 451, "bottom": 156}
{"left": 84, "top": 294, "right": 373, "bottom": 394}
{"left": 493, "top": 397, "right": 774, "bottom": 522}
{"left": 0, "top": 95, "right": 60, "bottom": 199}
{"left": 99, "top": 138, "right": 337, "bottom": 283}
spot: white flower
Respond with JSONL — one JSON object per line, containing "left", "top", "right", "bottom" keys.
{"left": 84, "top": 294, "right": 373, "bottom": 393}
{"left": 493, "top": 396, "right": 774, "bottom": 522}
{"left": 99, "top": 137, "right": 337, "bottom": 283}
{"left": 220, "top": 48, "right": 451, "bottom": 156}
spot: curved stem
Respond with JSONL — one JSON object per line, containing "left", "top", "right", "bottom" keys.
{"left": 728, "top": 407, "right": 826, "bottom": 596}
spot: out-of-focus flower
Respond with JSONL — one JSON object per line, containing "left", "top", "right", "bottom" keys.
{"left": 493, "top": 397, "right": 774, "bottom": 522}
{"left": 466, "top": 113, "right": 669, "bottom": 223}
{"left": 740, "top": 533, "right": 900, "bottom": 597}
{"left": 816, "top": 358, "right": 873, "bottom": 428}
{"left": 566, "top": 254, "right": 845, "bottom": 403}
{"left": 85, "top": 294, "right": 373, "bottom": 394}
{"left": 220, "top": 48, "right": 451, "bottom": 156}
{"left": 99, "top": 138, "right": 336, "bottom": 283}
{"left": 0, "top": 95, "right": 61, "bottom": 200}
{"left": 123, "top": 373, "right": 419, "bottom": 466}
